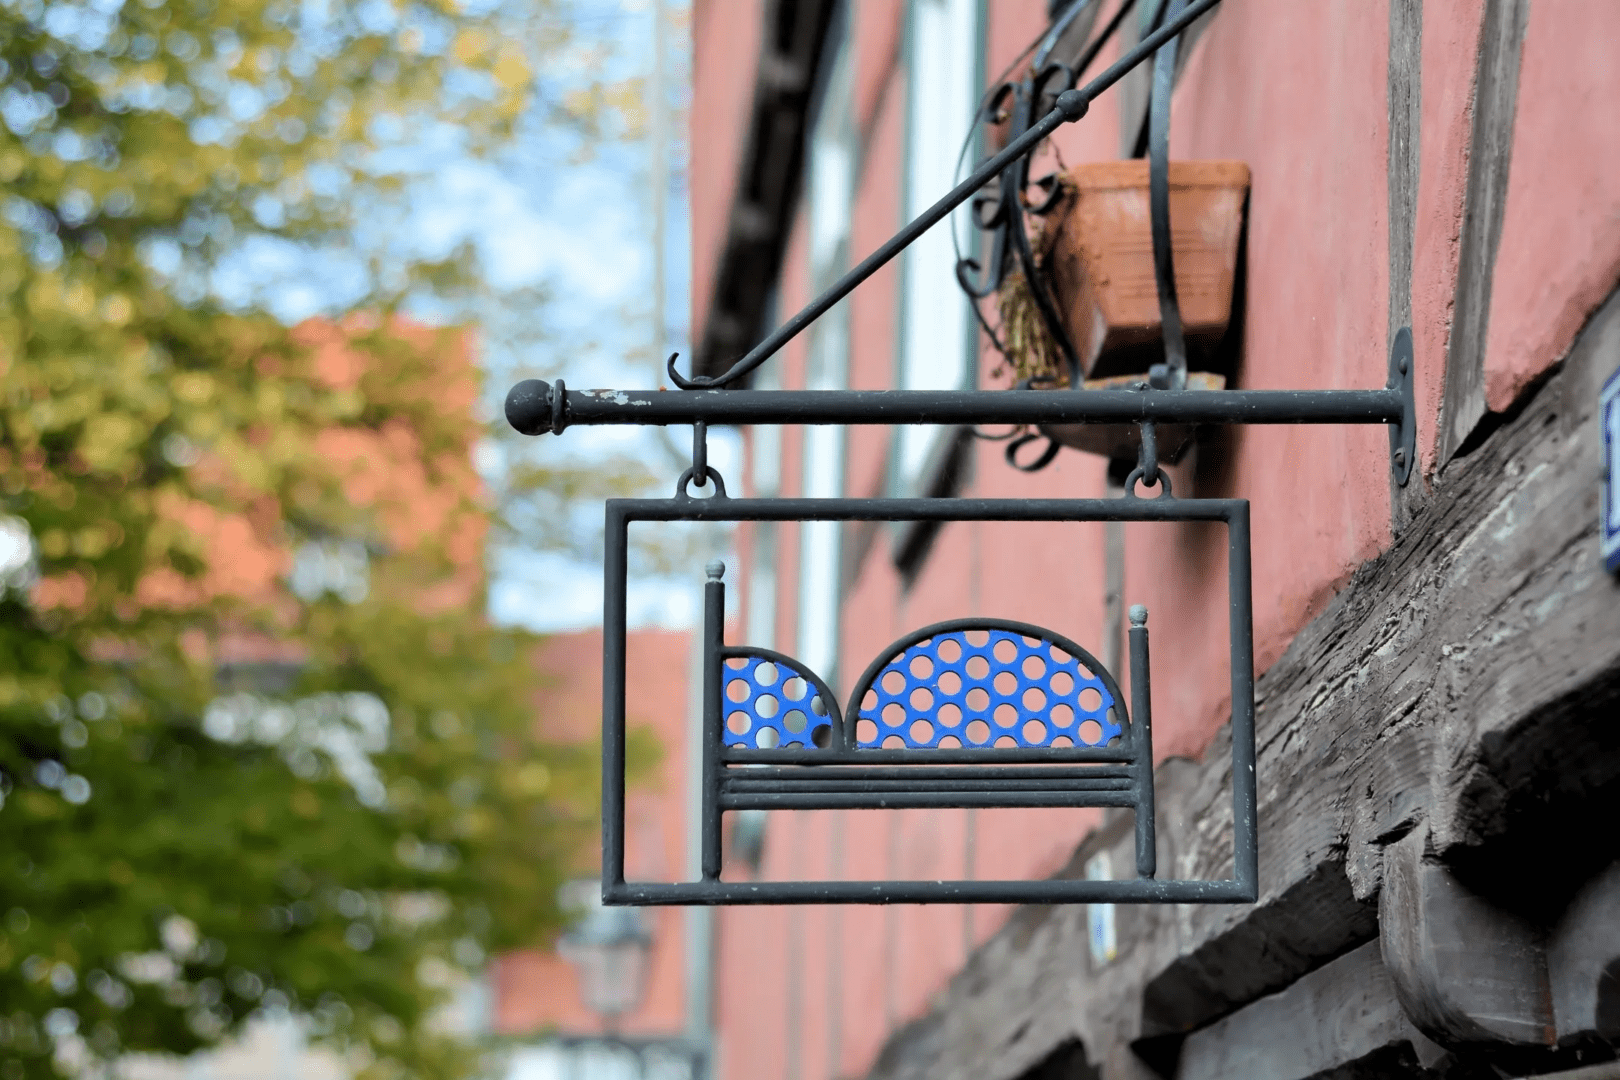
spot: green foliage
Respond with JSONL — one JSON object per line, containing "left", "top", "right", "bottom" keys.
{"left": 0, "top": 313, "right": 606, "bottom": 1080}
{"left": 0, "top": 0, "right": 640, "bottom": 1076}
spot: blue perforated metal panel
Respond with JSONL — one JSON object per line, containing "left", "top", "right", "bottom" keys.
{"left": 722, "top": 655, "right": 833, "bottom": 749}
{"left": 856, "top": 629, "right": 1119, "bottom": 749}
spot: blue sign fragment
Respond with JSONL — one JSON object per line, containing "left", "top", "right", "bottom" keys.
{"left": 1603, "top": 365, "right": 1620, "bottom": 574}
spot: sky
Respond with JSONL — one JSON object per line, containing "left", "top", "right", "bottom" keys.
{"left": 211, "top": 0, "right": 736, "bottom": 633}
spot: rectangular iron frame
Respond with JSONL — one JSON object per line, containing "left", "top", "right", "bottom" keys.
{"left": 601, "top": 494, "right": 1255, "bottom": 906}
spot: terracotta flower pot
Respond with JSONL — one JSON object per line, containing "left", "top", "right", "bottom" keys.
{"left": 1042, "top": 160, "right": 1250, "bottom": 380}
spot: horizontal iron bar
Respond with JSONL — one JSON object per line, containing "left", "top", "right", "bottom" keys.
{"left": 718, "top": 738, "right": 1140, "bottom": 764}
{"left": 724, "top": 765, "right": 1135, "bottom": 781}
{"left": 722, "top": 777, "right": 1135, "bottom": 794}
{"left": 720, "top": 790, "right": 1139, "bottom": 810}
{"left": 510, "top": 385, "right": 1406, "bottom": 433}
{"left": 605, "top": 877, "right": 1256, "bottom": 906}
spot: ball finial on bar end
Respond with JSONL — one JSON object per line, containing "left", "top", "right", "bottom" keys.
{"left": 1128, "top": 604, "right": 1148, "bottom": 627}
{"left": 705, "top": 560, "right": 725, "bottom": 582}
{"left": 504, "top": 379, "right": 554, "bottom": 436}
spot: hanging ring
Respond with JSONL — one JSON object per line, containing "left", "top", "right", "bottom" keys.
{"left": 969, "top": 424, "right": 1021, "bottom": 443}
{"left": 675, "top": 467, "right": 729, "bottom": 500}
{"left": 1122, "top": 466, "right": 1173, "bottom": 499}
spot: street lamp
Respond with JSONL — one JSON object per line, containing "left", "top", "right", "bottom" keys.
{"left": 557, "top": 883, "right": 652, "bottom": 1030}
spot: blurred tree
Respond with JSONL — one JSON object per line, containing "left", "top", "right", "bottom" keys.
{"left": 0, "top": 0, "right": 655, "bottom": 1078}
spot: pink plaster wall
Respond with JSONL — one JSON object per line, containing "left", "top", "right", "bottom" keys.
{"left": 852, "top": 0, "right": 905, "bottom": 140}
{"left": 1153, "top": 0, "right": 1394, "bottom": 738}
{"left": 1045, "top": 0, "right": 1126, "bottom": 167}
{"left": 690, "top": 0, "right": 764, "bottom": 348}
{"left": 1482, "top": 1, "right": 1620, "bottom": 414}
{"left": 691, "top": 0, "right": 1620, "bottom": 1077}
{"left": 713, "top": 208, "right": 814, "bottom": 1080}
{"left": 491, "top": 629, "right": 692, "bottom": 1041}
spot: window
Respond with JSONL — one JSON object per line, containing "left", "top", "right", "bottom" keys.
{"left": 896, "top": 0, "right": 982, "bottom": 497}
{"left": 746, "top": 364, "right": 782, "bottom": 650}
{"left": 797, "top": 33, "right": 856, "bottom": 683}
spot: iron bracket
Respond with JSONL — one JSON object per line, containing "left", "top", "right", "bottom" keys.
{"left": 507, "top": 372, "right": 1418, "bottom": 486}
{"left": 496, "top": 0, "right": 1431, "bottom": 908}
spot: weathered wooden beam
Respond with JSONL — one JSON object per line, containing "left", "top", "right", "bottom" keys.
{"left": 1547, "top": 859, "right": 1620, "bottom": 1043}
{"left": 1149, "top": 282, "right": 1620, "bottom": 1051}
{"left": 1509, "top": 1065, "right": 1620, "bottom": 1080}
{"left": 1175, "top": 941, "right": 1445, "bottom": 1080}
{"left": 1379, "top": 824, "right": 1554, "bottom": 1048}
{"left": 1024, "top": 1039, "right": 1103, "bottom": 1080}
{"left": 859, "top": 287, "right": 1620, "bottom": 1080}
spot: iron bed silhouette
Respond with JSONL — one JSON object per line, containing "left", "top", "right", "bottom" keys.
{"left": 595, "top": 491, "right": 1257, "bottom": 906}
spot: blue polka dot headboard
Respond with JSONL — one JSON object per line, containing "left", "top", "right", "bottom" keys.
{"left": 717, "top": 619, "right": 1131, "bottom": 756}
{"left": 846, "top": 621, "right": 1124, "bottom": 751}
{"left": 719, "top": 647, "right": 841, "bottom": 751}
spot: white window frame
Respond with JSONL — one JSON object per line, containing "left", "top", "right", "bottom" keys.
{"left": 746, "top": 363, "right": 783, "bottom": 650}
{"left": 797, "top": 34, "right": 857, "bottom": 685}
{"left": 894, "top": 0, "right": 983, "bottom": 499}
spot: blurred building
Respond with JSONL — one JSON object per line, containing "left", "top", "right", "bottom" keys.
{"left": 685, "top": 2, "right": 1620, "bottom": 1079}
{"left": 141, "top": 316, "right": 488, "bottom": 687}
{"left": 492, "top": 627, "right": 707, "bottom": 1080}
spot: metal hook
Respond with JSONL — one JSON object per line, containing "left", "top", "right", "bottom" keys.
{"left": 666, "top": 351, "right": 710, "bottom": 390}
{"left": 1137, "top": 421, "right": 1160, "bottom": 488}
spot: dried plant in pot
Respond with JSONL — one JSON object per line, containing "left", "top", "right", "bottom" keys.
{"left": 997, "top": 160, "right": 1250, "bottom": 464}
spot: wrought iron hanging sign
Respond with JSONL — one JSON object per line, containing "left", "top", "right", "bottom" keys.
{"left": 506, "top": 0, "right": 1416, "bottom": 906}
